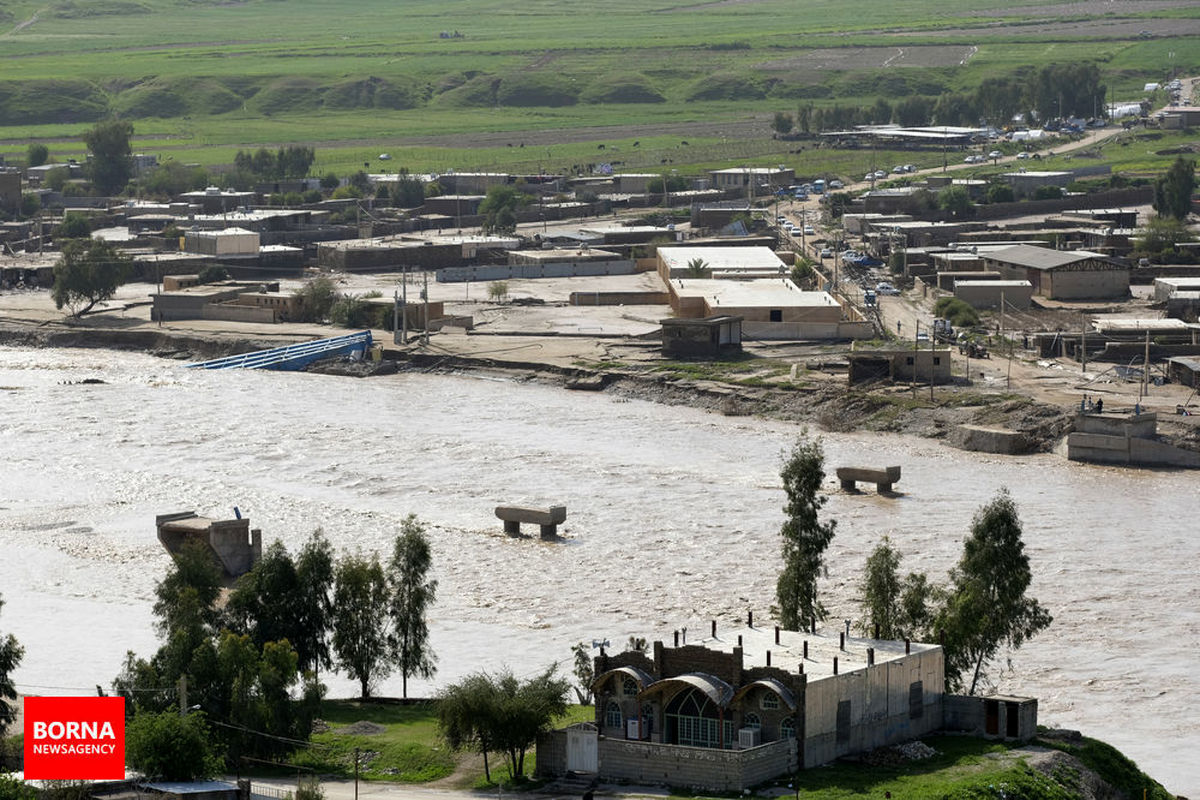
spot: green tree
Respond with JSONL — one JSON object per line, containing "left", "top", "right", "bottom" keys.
{"left": 295, "top": 529, "right": 336, "bottom": 678}
{"left": 790, "top": 258, "right": 815, "bottom": 287}
{"left": 320, "top": 172, "right": 340, "bottom": 191}
{"left": 771, "top": 112, "right": 794, "bottom": 136}
{"left": 437, "top": 666, "right": 568, "bottom": 782}
{"left": 0, "top": 774, "right": 36, "bottom": 800}
{"left": 332, "top": 553, "right": 391, "bottom": 698}
{"left": 143, "top": 162, "right": 209, "bottom": 198}
{"left": 860, "top": 537, "right": 902, "bottom": 639}
{"left": 938, "top": 185, "right": 975, "bottom": 218}
{"left": 936, "top": 489, "right": 1052, "bottom": 694}
{"left": 870, "top": 97, "right": 893, "bottom": 125}
{"left": 27, "top": 143, "right": 49, "bottom": 167}
{"left": 54, "top": 212, "right": 92, "bottom": 240}
{"left": 570, "top": 643, "right": 593, "bottom": 705}
{"left": 986, "top": 182, "right": 1015, "bottom": 204}
{"left": 1033, "top": 185, "right": 1063, "bottom": 200}
{"left": 1137, "top": 217, "right": 1195, "bottom": 255}
{"left": 1153, "top": 156, "right": 1195, "bottom": 221}
{"left": 292, "top": 275, "right": 339, "bottom": 322}
{"left": 44, "top": 166, "right": 71, "bottom": 192}
{"left": 388, "top": 515, "right": 437, "bottom": 699}
{"left": 19, "top": 193, "right": 40, "bottom": 218}
{"left": 125, "top": 710, "right": 222, "bottom": 781}
{"left": 391, "top": 173, "right": 426, "bottom": 208}
{"left": 487, "top": 281, "right": 508, "bottom": 302}
{"left": 776, "top": 434, "right": 837, "bottom": 631}
{"left": 226, "top": 541, "right": 303, "bottom": 657}
{"left": 437, "top": 672, "right": 499, "bottom": 782}
{"left": 0, "top": 596, "right": 24, "bottom": 738}
{"left": 197, "top": 265, "right": 228, "bottom": 284}
{"left": 82, "top": 119, "right": 134, "bottom": 195}
{"left": 51, "top": 238, "right": 132, "bottom": 317}
{"left": 685, "top": 257, "right": 709, "bottom": 278}
{"left": 492, "top": 666, "right": 569, "bottom": 779}
{"left": 479, "top": 185, "right": 529, "bottom": 234}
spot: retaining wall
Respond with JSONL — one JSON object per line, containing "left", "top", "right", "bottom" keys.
{"left": 596, "top": 737, "right": 795, "bottom": 792}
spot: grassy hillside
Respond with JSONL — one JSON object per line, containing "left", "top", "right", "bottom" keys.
{"left": 247, "top": 702, "right": 1175, "bottom": 799}
{"left": 0, "top": 0, "right": 1197, "bottom": 174}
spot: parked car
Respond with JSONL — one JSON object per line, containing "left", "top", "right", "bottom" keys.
{"left": 1016, "top": 151, "right": 1032, "bottom": 160}
{"left": 828, "top": 180, "right": 844, "bottom": 189}
{"left": 988, "top": 150, "right": 1003, "bottom": 159}
{"left": 820, "top": 247, "right": 833, "bottom": 258}
{"left": 803, "top": 225, "right": 815, "bottom": 235}
{"left": 893, "top": 165, "right": 907, "bottom": 174}
{"left": 903, "top": 164, "right": 917, "bottom": 173}
{"left": 875, "top": 281, "right": 901, "bottom": 295}
{"left": 777, "top": 215, "right": 787, "bottom": 224}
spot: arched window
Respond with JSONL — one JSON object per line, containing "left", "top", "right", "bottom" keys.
{"left": 761, "top": 692, "right": 780, "bottom": 710}
{"left": 780, "top": 717, "right": 796, "bottom": 739}
{"left": 665, "top": 688, "right": 723, "bottom": 748}
{"left": 743, "top": 712, "right": 761, "bottom": 730}
{"left": 623, "top": 677, "right": 638, "bottom": 696}
{"left": 604, "top": 701, "right": 622, "bottom": 729}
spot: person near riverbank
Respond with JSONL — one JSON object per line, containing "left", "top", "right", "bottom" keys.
{"left": 1096, "top": 398, "right": 1103, "bottom": 414}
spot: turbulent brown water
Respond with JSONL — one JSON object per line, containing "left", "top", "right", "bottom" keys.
{"left": 0, "top": 346, "right": 1195, "bottom": 794}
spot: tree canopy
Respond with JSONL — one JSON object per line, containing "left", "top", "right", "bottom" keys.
{"left": 51, "top": 238, "right": 132, "bottom": 317}
{"left": 0, "top": 596, "right": 24, "bottom": 738}
{"left": 936, "top": 489, "right": 1052, "bottom": 694}
{"left": 478, "top": 185, "right": 529, "bottom": 233}
{"left": 1153, "top": 157, "right": 1195, "bottom": 221}
{"left": 438, "top": 666, "right": 569, "bottom": 782}
{"left": 388, "top": 515, "right": 437, "bottom": 699}
{"left": 776, "top": 434, "right": 837, "bottom": 631}
{"left": 332, "top": 552, "right": 392, "bottom": 698}
{"left": 82, "top": 119, "right": 134, "bottom": 195}
{"left": 27, "top": 143, "right": 49, "bottom": 167}
{"left": 125, "top": 710, "right": 223, "bottom": 781}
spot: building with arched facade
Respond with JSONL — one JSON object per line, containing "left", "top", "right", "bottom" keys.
{"left": 537, "top": 616, "right": 1024, "bottom": 791}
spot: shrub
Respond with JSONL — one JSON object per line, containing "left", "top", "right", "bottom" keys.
{"left": 1033, "top": 185, "right": 1063, "bottom": 200}
{"left": 933, "top": 297, "right": 980, "bottom": 327}
{"left": 197, "top": 265, "right": 228, "bottom": 284}
{"left": 293, "top": 276, "right": 338, "bottom": 322}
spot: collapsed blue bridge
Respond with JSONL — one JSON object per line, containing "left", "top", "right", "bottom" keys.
{"left": 186, "top": 331, "right": 373, "bottom": 371}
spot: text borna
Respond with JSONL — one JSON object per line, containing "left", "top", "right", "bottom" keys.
{"left": 32, "top": 721, "right": 117, "bottom": 740}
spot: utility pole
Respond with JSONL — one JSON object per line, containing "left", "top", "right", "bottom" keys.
{"left": 1081, "top": 313, "right": 1088, "bottom": 372}
{"left": 178, "top": 675, "right": 188, "bottom": 717}
{"left": 401, "top": 265, "right": 409, "bottom": 344}
{"left": 423, "top": 270, "right": 430, "bottom": 345}
{"left": 912, "top": 320, "right": 918, "bottom": 398}
{"left": 1142, "top": 329, "right": 1151, "bottom": 399}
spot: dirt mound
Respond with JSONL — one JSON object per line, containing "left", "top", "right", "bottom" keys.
{"left": 334, "top": 720, "right": 387, "bottom": 736}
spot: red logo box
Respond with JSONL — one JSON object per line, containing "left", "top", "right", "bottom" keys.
{"left": 24, "top": 697, "right": 126, "bottom": 780}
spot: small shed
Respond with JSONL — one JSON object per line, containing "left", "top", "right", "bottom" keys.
{"left": 1167, "top": 356, "right": 1200, "bottom": 388}
{"left": 660, "top": 315, "right": 743, "bottom": 358}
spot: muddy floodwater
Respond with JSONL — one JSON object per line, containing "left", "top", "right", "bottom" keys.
{"left": 0, "top": 346, "right": 1196, "bottom": 795}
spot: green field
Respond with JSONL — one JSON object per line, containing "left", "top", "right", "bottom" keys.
{"left": 1, "top": 0, "right": 1198, "bottom": 176}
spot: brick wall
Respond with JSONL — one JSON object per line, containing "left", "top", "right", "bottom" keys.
{"left": 598, "top": 737, "right": 796, "bottom": 791}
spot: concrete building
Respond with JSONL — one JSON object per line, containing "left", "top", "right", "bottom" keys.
{"left": 1158, "top": 106, "right": 1200, "bottom": 129}
{"left": 707, "top": 167, "right": 795, "bottom": 192}
{"left": 660, "top": 315, "right": 743, "bottom": 358}
{"left": 0, "top": 169, "right": 20, "bottom": 213}
{"left": 537, "top": 619, "right": 1029, "bottom": 791}
{"left": 234, "top": 291, "right": 301, "bottom": 322}
{"left": 184, "top": 227, "right": 261, "bottom": 257}
{"left": 954, "top": 279, "right": 1033, "bottom": 310}
{"left": 1153, "top": 277, "right": 1200, "bottom": 302}
{"left": 1002, "top": 170, "right": 1072, "bottom": 200}
{"left": 934, "top": 271, "right": 1004, "bottom": 291}
{"left": 657, "top": 246, "right": 787, "bottom": 280}
{"left": 848, "top": 347, "right": 953, "bottom": 385}
{"left": 981, "top": 244, "right": 1129, "bottom": 300}
{"left": 178, "top": 187, "right": 257, "bottom": 214}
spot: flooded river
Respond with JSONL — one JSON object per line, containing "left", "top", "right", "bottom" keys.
{"left": 0, "top": 346, "right": 1195, "bottom": 794}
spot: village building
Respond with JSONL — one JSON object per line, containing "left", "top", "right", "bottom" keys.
{"left": 980, "top": 244, "right": 1129, "bottom": 300}
{"left": 848, "top": 346, "right": 954, "bottom": 385}
{"left": 537, "top": 620, "right": 1034, "bottom": 791}
{"left": 1002, "top": 170, "right": 1074, "bottom": 199}
{"left": 707, "top": 167, "right": 795, "bottom": 193}
{"left": 660, "top": 315, "right": 743, "bottom": 358}
{"left": 953, "top": 279, "right": 1033, "bottom": 310}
